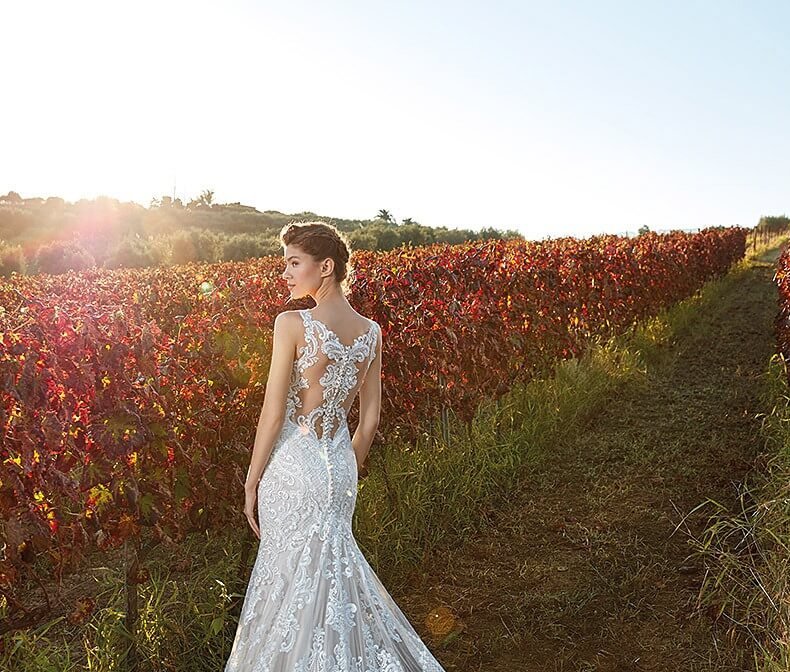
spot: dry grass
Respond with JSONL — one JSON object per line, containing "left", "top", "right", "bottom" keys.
{"left": 684, "top": 242, "right": 790, "bottom": 671}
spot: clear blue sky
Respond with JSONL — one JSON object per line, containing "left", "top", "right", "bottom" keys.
{"left": 2, "top": 0, "right": 787, "bottom": 240}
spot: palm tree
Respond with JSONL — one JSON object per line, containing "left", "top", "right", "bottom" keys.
{"left": 199, "top": 189, "right": 215, "bottom": 208}
{"left": 376, "top": 209, "right": 394, "bottom": 223}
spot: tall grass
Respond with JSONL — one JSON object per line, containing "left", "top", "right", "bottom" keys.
{"left": 687, "top": 353, "right": 790, "bottom": 671}
{"left": 680, "top": 236, "right": 790, "bottom": 671}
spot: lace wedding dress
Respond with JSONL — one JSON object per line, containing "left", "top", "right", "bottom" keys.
{"left": 224, "top": 308, "right": 446, "bottom": 671}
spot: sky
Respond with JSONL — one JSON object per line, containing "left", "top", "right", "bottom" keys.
{"left": 2, "top": 0, "right": 787, "bottom": 240}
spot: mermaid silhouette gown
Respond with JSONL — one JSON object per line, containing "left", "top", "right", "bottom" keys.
{"left": 224, "top": 308, "right": 446, "bottom": 671}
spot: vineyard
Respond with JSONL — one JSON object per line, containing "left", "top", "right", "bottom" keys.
{"left": 773, "top": 245, "right": 790, "bottom": 362}
{"left": 0, "top": 227, "right": 753, "bottom": 668}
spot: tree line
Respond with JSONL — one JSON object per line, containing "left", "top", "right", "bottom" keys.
{"left": 0, "top": 190, "right": 521, "bottom": 276}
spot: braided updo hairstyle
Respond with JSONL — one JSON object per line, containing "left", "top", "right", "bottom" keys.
{"left": 279, "top": 221, "right": 355, "bottom": 296}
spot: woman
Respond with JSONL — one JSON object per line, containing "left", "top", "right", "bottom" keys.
{"left": 224, "top": 222, "right": 446, "bottom": 671}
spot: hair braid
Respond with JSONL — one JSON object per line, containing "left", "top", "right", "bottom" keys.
{"left": 279, "top": 220, "right": 354, "bottom": 294}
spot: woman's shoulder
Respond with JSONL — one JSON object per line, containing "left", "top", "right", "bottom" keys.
{"left": 358, "top": 312, "right": 380, "bottom": 332}
{"left": 273, "top": 309, "right": 306, "bottom": 332}
{"left": 365, "top": 316, "right": 382, "bottom": 343}
{"left": 275, "top": 308, "right": 306, "bottom": 320}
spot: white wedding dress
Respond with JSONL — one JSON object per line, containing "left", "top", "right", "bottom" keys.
{"left": 224, "top": 308, "right": 446, "bottom": 672}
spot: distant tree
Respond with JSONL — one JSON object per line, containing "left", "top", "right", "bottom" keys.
{"left": 222, "top": 234, "right": 279, "bottom": 261}
{"left": 758, "top": 215, "right": 789, "bottom": 234}
{"left": 402, "top": 217, "right": 414, "bottom": 225}
{"left": 347, "top": 228, "right": 378, "bottom": 251}
{"left": 1, "top": 191, "right": 22, "bottom": 204}
{"left": 43, "top": 196, "right": 65, "bottom": 210}
{"left": 105, "top": 234, "right": 163, "bottom": 269}
{"left": 167, "top": 229, "right": 222, "bottom": 265}
{"left": 478, "top": 226, "right": 504, "bottom": 241}
{"left": 442, "top": 228, "right": 474, "bottom": 245}
{"left": 399, "top": 224, "right": 430, "bottom": 247}
{"left": 376, "top": 227, "right": 400, "bottom": 250}
{"left": 199, "top": 189, "right": 214, "bottom": 207}
{"left": 188, "top": 189, "right": 216, "bottom": 209}
{"left": 376, "top": 209, "right": 394, "bottom": 223}
{"left": 637, "top": 225, "right": 651, "bottom": 235}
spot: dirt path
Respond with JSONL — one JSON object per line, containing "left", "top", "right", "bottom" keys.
{"left": 398, "top": 247, "right": 782, "bottom": 672}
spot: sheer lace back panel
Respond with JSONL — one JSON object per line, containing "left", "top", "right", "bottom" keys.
{"left": 286, "top": 308, "right": 379, "bottom": 443}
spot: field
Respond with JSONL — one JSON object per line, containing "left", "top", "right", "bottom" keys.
{"left": 7, "top": 228, "right": 790, "bottom": 670}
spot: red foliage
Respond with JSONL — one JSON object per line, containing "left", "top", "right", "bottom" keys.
{"left": 774, "top": 243, "right": 790, "bottom": 361}
{"left": 0, "top": 227, "right": 746, "bottom": 607}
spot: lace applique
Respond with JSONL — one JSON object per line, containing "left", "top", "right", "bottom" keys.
{"left": 285, "top": 309, "right": 378, "bottom": 444}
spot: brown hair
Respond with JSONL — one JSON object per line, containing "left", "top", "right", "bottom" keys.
{"left": 279, "top": 221, "right": 355, "bottom": 295}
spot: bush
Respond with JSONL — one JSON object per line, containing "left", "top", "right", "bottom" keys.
{"left": 221, "top": 234, "right": 280, "bottom": 261}
{"left": 0, "top": 243, "right": 26, "bottom": 276}
{"left": 105, "top": 234, "right": 165, "bottom": 269}
{"left": 32, "top": 239, "right": 95, "bottom": 275}
{"left": 167, "top": 230, "right": 223, "bottom": 265}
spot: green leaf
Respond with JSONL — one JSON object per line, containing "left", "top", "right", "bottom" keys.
{"left": 209, "top": 615, "right": 224, "bottom": 637}
{"left": 174, "top": 467, "right": 190, "bottom": 503}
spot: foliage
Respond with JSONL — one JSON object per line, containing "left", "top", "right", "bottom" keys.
{"left": 0, "top": 245, "right": 25, "bottom": 277}
{"left": 773, "top": 243, "right": 790, "bottom": 361}
{"left": 32, "top": 240, "right": 96, "bottom": 275}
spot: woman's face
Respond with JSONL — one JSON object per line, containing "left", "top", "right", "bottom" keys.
{"left": 282, "top": 244, "right": 326, "bottom": 299}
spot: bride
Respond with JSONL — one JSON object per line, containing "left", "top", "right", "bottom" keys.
{"left": 224, "top": 222, "right": 447, "bottom": 671}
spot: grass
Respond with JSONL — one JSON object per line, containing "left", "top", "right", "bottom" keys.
{"left": 680, "top": 239, "right": 790, "bottom": 671}
{"left": 1, "top": 531, "right": 243, "bottom": 671}
{"left": 687, "top": 315, "right": 790, "bottom": 667}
